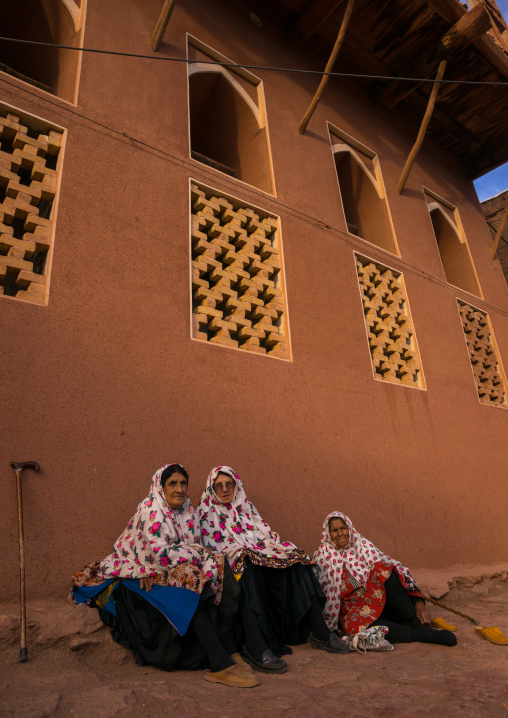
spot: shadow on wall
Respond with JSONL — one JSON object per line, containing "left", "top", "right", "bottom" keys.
{"left": 0, "top": 0, "right": 82, "bottom": 102}
{"left": 425, "top": 190, "right": 481, "bottom": 297}
{"left": 334, "top": 150, "right": 396, "bottom": 254}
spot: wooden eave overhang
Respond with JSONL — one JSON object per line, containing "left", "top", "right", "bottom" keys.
{"left": 247, "top": 0, "right": 508, "bottom": 179}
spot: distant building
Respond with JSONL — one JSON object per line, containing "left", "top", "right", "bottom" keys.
{"left": 1, "top": 0, "right": 508, "bottom": 600}
{"left": 481, "top": 190, "right": 508, "bottom": 286}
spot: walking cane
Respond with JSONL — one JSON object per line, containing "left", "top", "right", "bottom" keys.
{"left": 11, "top": 460, "right": 40, "bottom": 662}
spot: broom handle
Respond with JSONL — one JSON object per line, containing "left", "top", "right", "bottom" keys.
{"left": 425, "top": 595, "right": 479, "bottom": 625}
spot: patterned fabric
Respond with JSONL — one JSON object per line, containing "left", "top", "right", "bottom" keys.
{"left": 198, "top": 465, "right": 313, "bottom": 576}
{"left": 313, "top": 511, "right": 421, "bottom": 632}
{"left": 70, "top": 464, "right": 225, "bottom": 603}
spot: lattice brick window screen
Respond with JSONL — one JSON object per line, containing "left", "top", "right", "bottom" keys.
{"left": 457, "top": 301, "right": 507, "bottom": 407}
{"left": 191, "top": 182, "right": 289, "bottom": 359}
{"left": 0, "top": 111, "right": 63, "bottom": 304}
{"left": 356, "top": 256, "right": 424, "bottom": 388}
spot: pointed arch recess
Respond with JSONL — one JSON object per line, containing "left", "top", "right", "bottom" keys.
{"left": 424, "top": 189, "right": 482, "bottom": 298}
{"left": 187, "top": 37, "right": 274, "bottom": 195}
{"left": 329, "top": 130, "right": 398, "bottom": 256}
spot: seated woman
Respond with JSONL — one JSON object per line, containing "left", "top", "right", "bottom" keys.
{"left": 70, "top": 463, "right": 258, "bottom": 687}
{"left": 198, "top": 466, "right": 348, "bottom": 674}
{"left": 313, "top": 512, "right": 457, "bottom": 647}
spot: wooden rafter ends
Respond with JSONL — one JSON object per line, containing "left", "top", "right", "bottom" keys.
{"left": 490, "top": 194, "right": 508, "bottom": 259}
{"left": 297, "top": 0, "right": 355, "bottom": 135}
{"left": 376, "top": 5, "right": 492, "bottom": 113}
{"left": 151, "top": 0, "right": 176, "bottom": 52}
{"left": 441, "top": 2, "right": 491, "bottom": 53}
{"left": 396, "top": 60, "right": 447, "bottom": 195}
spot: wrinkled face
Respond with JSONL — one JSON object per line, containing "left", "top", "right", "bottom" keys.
{"left": 329, "top": 517, "right": 350, "bottom": 549}
{"left": 213, "top": 472, "right": 236, "bottom": 504}
{"left": 163, "top": 471, "right": 188, "bottom": 509}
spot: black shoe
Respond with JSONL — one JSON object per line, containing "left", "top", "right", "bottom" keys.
{"left": 310, "top": 632, "right": 349, "bottom": 654}
{"left": 240, "top": 647, "right": 288, "bottom": 673}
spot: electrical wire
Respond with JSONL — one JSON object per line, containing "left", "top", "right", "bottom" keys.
{"left": 0, "top": 72, "right": 507, "bottom": 321}
{"left": 0, "top": 35, "right": 507, "bottom": 87}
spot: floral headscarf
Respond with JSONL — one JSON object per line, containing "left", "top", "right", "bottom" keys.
{"left": 313, "top": 511, "right": 420, "bottom": 630}
{"left": 99, "top": 464, "right": 222, "bottom": 595}
{"left": 197, "top": 465, "right": 312, "bottom": 575}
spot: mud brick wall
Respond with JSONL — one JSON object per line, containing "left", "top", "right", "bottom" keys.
{"left": 190, "top": 182, "right": 289, "bottom": 359}
{"left": 458, "top": 301, "right": 507, "bottom": 406}
{"left": 0, "top": 111, "right": 63, "bottom": 305}
{"left": 356, "top": 257, "right": 423, "bottom": 387}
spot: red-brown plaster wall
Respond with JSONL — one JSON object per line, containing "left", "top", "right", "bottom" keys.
{"left": 1, "top": 0, "right": 507, "bottom": 601}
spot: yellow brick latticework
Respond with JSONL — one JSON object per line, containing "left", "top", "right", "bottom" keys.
{"left": 458, "top": 301, "right": 506, "bottom": 406}
{"left": 356, "top": 257, "right": 423, "bottom": 387}
{"left": 190, "top": 183, "right": 289, "bottom": 359}
{"left": 0, "top": 111, "right": 63, "bottom": 305}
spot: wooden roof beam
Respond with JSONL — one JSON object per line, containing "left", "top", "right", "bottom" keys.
{"left": 397, "top": 60, "right": 447, "bottom": 194}
{"left": 298, "top": 0, "right": 355, "bottom": 133}
{"left": 287, "top": 0, "right": 346, "bottom": 44}
{"left": 441, "top": 2, "right": 492, "bottom": 52}
{"left": 338, "top": 28, "right": 485, "bottom": 156}
{"left": 424, "top": 0, "right": 508, "bottom": 79}
{"left": 151, "top": 0, "right": 176, "bottom": 52}
{"left": 376, "top": 4, "right": 491, "bottom": 111}
{"left": 408, "top": 92, "right": 484, "bottom": 156}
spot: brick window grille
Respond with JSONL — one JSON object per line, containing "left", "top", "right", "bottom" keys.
{"left": 458, "top": 301, "right": 507, "bottom": 407}
{"left": 191, "top": 182, "right": 289, "bottom": 359}
{"left": 0, "top": 110, "right": 63, "bottom": 305}
{"left": 356, "top": 256, "right": 424, "bottom": 387}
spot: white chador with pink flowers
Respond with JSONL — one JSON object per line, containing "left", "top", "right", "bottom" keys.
{"left": 198, "top": 465, "right": 312, "bottom": 576}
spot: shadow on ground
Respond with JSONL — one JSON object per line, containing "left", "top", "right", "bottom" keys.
{"left": 1, "top": 579, "right": 508, "bottom": 717}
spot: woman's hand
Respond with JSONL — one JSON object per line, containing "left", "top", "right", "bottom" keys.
{"left": 415, "top": 600, "right": 431, "bottom": 624}
{"left": 139, "top": 576, "right": 155, "bottom": 592}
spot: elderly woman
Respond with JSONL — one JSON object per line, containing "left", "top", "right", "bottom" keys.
{"left": 313, "top": 512, "right": 457, "bottom": 646}
{"left": 198, "top": 466, "right": 347, "bottom": 674}
{"left": 70, "top": 463, "right": 258, "bottom": 687}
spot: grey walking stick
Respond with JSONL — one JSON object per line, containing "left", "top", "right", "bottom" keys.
{"left": 11, "top": 460, "right": 40, "bottom": 662}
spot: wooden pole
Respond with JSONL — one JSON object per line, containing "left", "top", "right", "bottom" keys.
{"left": 489, "top": 193, "right": 508, "bottom": 259}
{"left": 298, "top": 0, "right": 355, "bottom": 134}
{"left": 15, "top": 468, "right": 27, "bottom": 662}
{"left": 396, "top": 60, "right": 447, "bottom": 194}
{"left": 151, "top": 0, "right": 176, "bottom": 52}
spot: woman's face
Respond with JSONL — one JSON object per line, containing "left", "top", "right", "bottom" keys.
{"left": 213, "top": 472, "right": 236, "bottom": 504}
{"left": 329, "top": 518, "right": 350, "bottom": 549}
{"left": 163, "top": 471, "right": 188, "bottom": 509}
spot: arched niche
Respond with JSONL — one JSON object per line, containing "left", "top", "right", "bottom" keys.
{"left": 189, "top": 66, "right": 273, "bottom": 194}
{"left": 428, "top": 202, "right": 481, "bottom": 296}
{"left": 333, "top": 147, "right": 397, "bottom": 254}
{"left": 0, "top": 0, "right": 83, "bottom": 102}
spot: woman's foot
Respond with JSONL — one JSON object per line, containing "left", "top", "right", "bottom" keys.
{"left": 310, "top": 632, "right": 349, "bottom": 653}
{"left": 411, "top": 625, "right": 457, "bottom": 646}
{"left": 231, "top": 652, "right": 255, "bottom": 674}
{"left": 241, "top": 647, "right": 288, "bottom": 673}
{"left": 205, "top": 664, "right": 260, "bottom": 687}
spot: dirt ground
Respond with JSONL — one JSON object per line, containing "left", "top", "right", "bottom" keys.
{"left": 1, "top": 579, "right": 508, "bottom": 718}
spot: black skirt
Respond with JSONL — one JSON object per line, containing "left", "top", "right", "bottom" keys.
{"left": 237, "top": 558, "right": 325, "bottom": 653}
{"left": 96, "top": 562, "right": 239, "bottom": 672}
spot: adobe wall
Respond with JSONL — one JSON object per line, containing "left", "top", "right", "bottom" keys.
{"left": 1, "top": 0, "right": 507, "bottom": 600}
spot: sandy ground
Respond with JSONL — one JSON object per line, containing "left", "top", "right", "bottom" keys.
{"left": 1, "top": 580, "right": 508, "bottom": 718}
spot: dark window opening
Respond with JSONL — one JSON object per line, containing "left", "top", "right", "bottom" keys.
{"left": 189, "top": 70, "right": 273, "bottom": 193}
{"left": 0, "top": 0, "right": 82, "bottom": 102}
